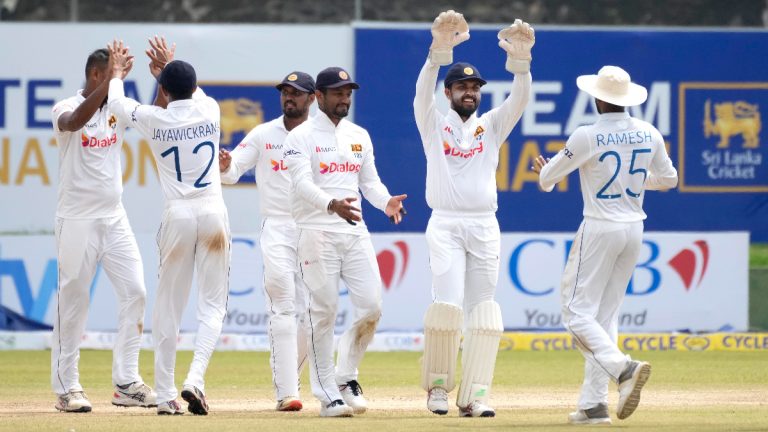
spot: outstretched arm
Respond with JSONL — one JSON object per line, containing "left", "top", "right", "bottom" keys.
{"left": 483, "top": 19, "right": 535, "bottom": 142}
{"left": 146, "top": 35, "right": 175, "bottom": 108}
{"left": 646, "top": 133, "right": 678, "bottom": 190}
{"left": 414, "top": 10, "right": 470, "bottom": 148}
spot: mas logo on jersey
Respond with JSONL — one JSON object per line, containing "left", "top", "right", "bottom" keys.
{"left": 678, "top": 83, "right": 768, "bottom": 192}
{"left": 376, "top": 241, "right": 409, "bottom": 291}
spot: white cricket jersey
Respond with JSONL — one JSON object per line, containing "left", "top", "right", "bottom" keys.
{"left": 283, "top": 110, "right": 391, "bottom": 234}
{"left": 52, "top": 91, "right": 128, "bottom": 218}
{"left": 539, "top": 112, "right": 678, "bottom": 222}
{"left": 413, "top": 59, "right": 531, "bottom": 214}
{"left": 220, "top": 116, "right": 292, "bottom": 217}
{"left": 108, "top": 79, "right": 222, "bottom": 201}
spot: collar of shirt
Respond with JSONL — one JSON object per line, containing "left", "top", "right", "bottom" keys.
{"left": 312, "top": 109, "right": 344, "bottom": 132}
{"left": 167, "top": 99, "right": 196, "bottom": 109}
{"left": 598, "top": 112, "right": 631, "bottom": 122}
{"left": 446, "top": 107, "right": 478, "bottom": 128}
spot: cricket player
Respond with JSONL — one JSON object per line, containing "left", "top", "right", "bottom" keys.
{"left": 283, "top": 66, "right": 407, "bottom": 417}
{"left": 534, "top": 65, "right": 678, "bottom": 424}
{"left": 51, "top": 44, "right": 156, "bottom": 413}
{"left": 414, "top": 11, "right": 533, "bottom": 417}
{"left": 218, "top": 71, "right": 316, "bottom": 412}
{"left": 107, "top": 39, "right": 230, "bottom": 416}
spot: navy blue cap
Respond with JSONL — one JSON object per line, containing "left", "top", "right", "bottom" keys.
{"left": 158, "top": 60, "right": 197, "bottom": 96}
{"left": 276, "top": 71, "right": 316, "bottom": 93}
{"left": 316, "top": 67, "right": 359, "bottom": 90}
{"left": 444, "top": 62, "right": 487, "bottom": 88}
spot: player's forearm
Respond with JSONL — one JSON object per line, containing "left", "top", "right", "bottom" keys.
{"left": 294, "top": 175, "right": 335, "bottom": 211}
{"left": 59, "top": 81, "right": 109, "bottom": 132}
{"left": 490, "top": 72, "right": 532, "bottom": 138}
{"left": 360, "top": 182, "right": 391, "bottom": 212}
{"left": 645, "top": 171, "right": 678, "bottom": 190}
{"left": 107, "top": 78, "right": 135, "bottom": 123}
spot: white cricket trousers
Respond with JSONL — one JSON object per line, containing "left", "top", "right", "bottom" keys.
{"left": 260, "top": 216, "right": 308, "bottom": 401}
{"left": 51, "top": 213, "right": 146, "bottom": 395}
{"left": 425, "top": 212, "right": 500, "bottom": 314}
{"left": 153, "top": 197, "right": 231, "bottom": 404}
{"left": 560, "top": 218, "right": 641, "bottom": 410}
{"left": 297, "top": 229, "right": 382, "bottom": 406}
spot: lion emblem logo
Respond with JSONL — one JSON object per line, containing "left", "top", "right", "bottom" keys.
{"left": 704, "top": 99, "right": 761, "bottom": 148}
{"left": 218, "top": 98, "right": 264, "bottom": 145}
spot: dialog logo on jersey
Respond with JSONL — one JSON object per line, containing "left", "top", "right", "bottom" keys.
{"left": 270, "top": 159, "right": 287, "bottom": 171}
{"left": 376, "top": 240, "right": 409, "bottom": 291}
{"left": 319, "top": 161, "right": 361, "bottom": 174}
{"left": 668, "top": 240, "right": 709, "bottom": 291}
{"left": 443, "top": 141, "right": 484, "bottom": 158}
{"left": 81, "top": 132, "right": 117, "bottom": 148}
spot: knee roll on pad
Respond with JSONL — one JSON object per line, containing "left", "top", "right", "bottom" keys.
{"left": 421, "top": 302, "right": 463, "bottom": 392}
{"left": 457, "top": 300, "right": 503, "bottom": 407}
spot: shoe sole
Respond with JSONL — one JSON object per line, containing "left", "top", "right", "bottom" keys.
{"left": 569, "top": 418, "right": 612, "bottom": 425}
{"left": 321, "top": 412, "right": 354, "bottom": 417}
{"left": 181, "top": 390, "right": 209, "bottom": 416}
{"left": 112, "top": 401, "right": 157, "bottom": 408}
{"left": 277, "top": 400, "right": 303, "bottom": 412}
{"left": 56, "top": 406, "right": 92, "bottom": 413}
{"left": 430, "top": 409, "right": 448, "bottom": 415}
{"left": 157, "top": 410, "right": 183, "bottom": 415}
{"left": 459, "top": 411, "right": 495, "bottom": 418}
{"left": 617, "top": 362, "right": 651, "bottom": 420}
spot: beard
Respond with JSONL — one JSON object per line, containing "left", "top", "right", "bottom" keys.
{"left": 451, "top": 95, "right": 478, "bottom": 118}
{"left": 451, "top": 101, "right": 477, "bottom": 118}
{"left": 332, "top": 104, "right": 349, "bottom": 119}
{"left": 283, "top": 103, "right": 306, "bottom": 119}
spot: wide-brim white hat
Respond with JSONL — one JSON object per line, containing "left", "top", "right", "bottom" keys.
{"left": 576, "top": 66, "right": 647, "bottom": 107}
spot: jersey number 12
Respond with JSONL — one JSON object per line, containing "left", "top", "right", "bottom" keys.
{"left": 160, "top": 141, "right": 215, "bottom": 189}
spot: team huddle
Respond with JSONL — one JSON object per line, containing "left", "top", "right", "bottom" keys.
{"left": 50, "top": 10, "right": 677, "bottom": 424}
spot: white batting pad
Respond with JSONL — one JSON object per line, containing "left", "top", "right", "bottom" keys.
{"left": 421, "top": 302, "right": 463, "bottom": 392}
{"left": 457, "top": 301, "right": 503, "bottom": 407}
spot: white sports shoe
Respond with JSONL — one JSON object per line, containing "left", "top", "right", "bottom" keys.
{"left": 568, "top": 403, "right": 612, "bottom": 425}
{"left": 320, "top": 399, "right": 354, "bottom": 417}
{"left": 459, "top": 401, "right": 495, "bottom": 417}
{"left": 339, "top": 380, "right": 367, "bottom": 414}
{"left": 156, "top": 400, "right": 184, "bottom": 415}
{"left": 112, "top": 381, "right": 157, "bottom": 407}
{"left": 617, "top": 360, "right": 651, "bottom": 420}
{"left": 276, "top": 396, "right": 303, "bottom": 412}
{"left": 427, "top": 387, "right": 449, "bottom": 415}
{"left": 55, "top": 390, "right": 92, "bottom": 413}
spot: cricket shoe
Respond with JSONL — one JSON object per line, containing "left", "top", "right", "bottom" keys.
{"left": 112, "top": 381, "right": 157, "bottom": 407}
{"left": 320, "top": 399, "right": 354, "bottom": 417}
{"left": 156, "top": 400, "right": 183, "bottom": 415}
{"left": 617, "top": 360, "right": 651, "bottom": 420}
{"left": 55, "top": 390, "right": 92, "bottom": 413}
{"left": 339, "top": 380, "right": 367, "bottom": 414}
{"left": 427, "top": 387, "right": 449, "bottom": 415}
{"left": 459, "top": 401, "right": 495, "bottom": 417}
{"left": 181, "top": 384, "right": 209, "bottom": 415}
{"left": 568, "top": 403, "right": 612, "bottom": 425}
{"left": 276, "top": 396, "right": 303, "bottom": 411}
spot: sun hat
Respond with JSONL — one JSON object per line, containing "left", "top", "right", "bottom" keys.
{"left": 576, "top": 66, "right": 647, "bottom": 107}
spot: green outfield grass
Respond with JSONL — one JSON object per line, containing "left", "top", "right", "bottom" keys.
{"left": 751, "top": 243, "right": 768, "bottom": 267}
{"left": 0, "top": 350, "right": 766, "bottom": 431}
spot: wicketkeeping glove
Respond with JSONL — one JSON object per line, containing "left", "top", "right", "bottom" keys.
{"left": 429, "top": 10, "right": 470, "bottom": 66}
{"left": 497, "top": 19, "right": 535, "bottom": 74}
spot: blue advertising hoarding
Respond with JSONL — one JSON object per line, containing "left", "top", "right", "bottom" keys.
{"left": 353, "top": 27, "right": 768, "bottom": 240}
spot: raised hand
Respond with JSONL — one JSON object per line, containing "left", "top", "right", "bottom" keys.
{"left": 497, "top": 19, "right": 535, "bottom": 74}
{"left": 108, "top": 39, "right": 135, "bottom": 79}
{"left": 532, "top": 155, "right": 549, "bottom": 174}
{"left": 146, "top": 35, "right": 176, "bottom": 79}
{"left": 429, "top": 10, "right": 470, "bottom": 66}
